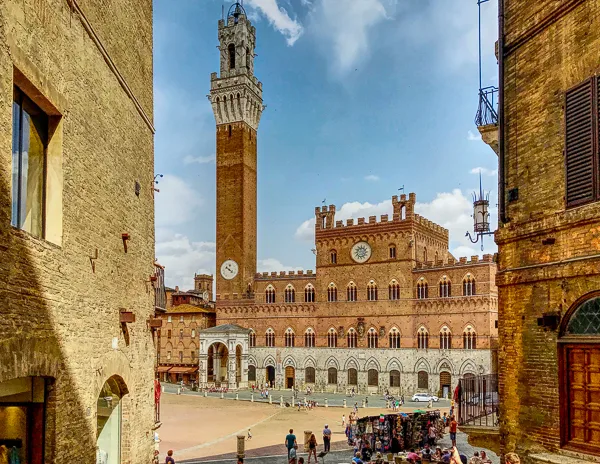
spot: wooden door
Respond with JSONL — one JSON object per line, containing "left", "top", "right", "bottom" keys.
{"left": 564, "top": 345, "right": 600, "bottom": 454}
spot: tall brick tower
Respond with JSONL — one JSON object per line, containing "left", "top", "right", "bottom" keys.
{"left": 210, "top": 2, "right": 263, "bottom": 298}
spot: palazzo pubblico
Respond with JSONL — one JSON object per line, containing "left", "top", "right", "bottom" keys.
{"left": 198, "top": 3, "right": 498, "bottom": 397}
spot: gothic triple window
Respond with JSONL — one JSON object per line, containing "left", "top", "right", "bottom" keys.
{"left": 463, "top": 326, "right": 477, "bottom": 350}
{"left": 304, "top": 328, "right": 316, "bottom": 348}
{"left": 347, "top": 328, "right": 358, "bottom": 348}
{"left": 439, "top": 277, "right": 451, "bottom": 298}
{"left": 367, "top": 328, "right": 378, "bottom": 348}
{"left": 285, "top": 328, "right": 295, "bottom": 348}
{"left": 265, "top": 328, "right": 275, "bottom": 347}
{"left": 463, "top": 275, "right": 476, "bottom": 296}
{"left": 305, "top": 284, "right": 315, "bottom": 303}
{"left": 327, "top": 328, "right": 338, "bottom": 348}
{"left": 417, "top": 327, "right": 429, "bottom": 349}
{"left": 347, "top": 282, "right": 357, "bottom": 302}
{"left": 249, "top": 330, "right": 256, "bottom": 348}
{"left": 265, "top": 285, "right": 276, "bottom": 304}
{"left": 440, "top": 326, "right": 452, "bottom": 350}
{"left": 328, "top": 283, "right": 338, "bottom": 302}
{"left": 417, "top": 281, "right": 428, "bottom": 299}
{"left": 367, "top": 281, "right": 378, "bottom": 301}
{"left": 284, "top": 285, "right": 295, "bottom": 303}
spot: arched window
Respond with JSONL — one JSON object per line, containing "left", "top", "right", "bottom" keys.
{"left": 417, "top": 327, "right": 429, "bottom": 349}
{"left": 463, "top": 275, "right": 476, "bottom": 296}
{"left": 440, "top": 326, "right": 452, "bottom": 350}
{"left": 249, "top": 330, "right": 256, "bottom": 347}
{"left": 327, "top": 283, "right": 338, "bottom": 302}
{"left": 327, "top": 328, "right": 338, "bottom": 348}
{"left": 389, "top": 328, "right": 401, "bottom": 348}
{"left": 265, "top": 328, "right": 275, "bottom": 347}
{"left": 284, "top": 285, "right": 296, "bottom": 303}
{"left": 439, "top": 277, "right": 451, "bottom": 298}
{"left": 367, "top": 281, "right": 378, "bottom": 301}
{"left": 463, "top": 325, "right": 477, "bottom": 349}
{"left": 347, "top": 282, "right": 357, "bottom": 302}
{"left": 265, "top": 285, "right": 276, "bottom": 303}
{"left": 389, "top": 245, "right": 396, "bottom": 259}
{"left": 284, "top": 328, "right": 295, "bottom": 347}
{"left": 424, "top": 247, "right": 428, "bottom": 262}
{"left": 389, "top": 280, "right": 400, "bottom": 300}
{"left": 401, "top": 205, "right": 406, "bottom": 220}
{"left": 305, "top": 367, "right": 315, "bottom": 383}
{"left": 328, "top": 367, "right": 338, "bottom": 385}
{"left": 305, "top": 284, "right": 315, "bottom": 303}
{"left": 228, "top": 43, "right": 236, "bottom": 69}
{"left": 435, "top": 251, "right": 439, "bottom": 263}
{"left": 418, "top": 371, "right": 429, "bottom": 389}
{"left": 304, "top": 328, "right": 316, "bottom": 347}
{"left": 330, "top": 250, "right": 337, "bottom": 264}
{"left": 367, "top": 328, "right": 378, "bottom": 348}
{"left": 347, "top": 328, "right": 357, "bottom": 348}
{"left": 368, "top": 369, "right": 379, "bottom": 386}
{"left": 417, "top": 280, "right": 428, "bottom": 299}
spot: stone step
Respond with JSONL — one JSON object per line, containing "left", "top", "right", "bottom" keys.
{"left": 529, "top": 451, "right": 599, "bottom": 464}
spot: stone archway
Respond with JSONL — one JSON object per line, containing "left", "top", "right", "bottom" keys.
{"left": 207, "top": 342, "right": 229, "bottom": 385}
{"left": 96, "top": 375, "right": 128, "bottom": 464}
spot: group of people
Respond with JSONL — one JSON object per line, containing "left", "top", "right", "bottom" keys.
{"left": 285, "top": 426, "right": 332, "bottom": 464}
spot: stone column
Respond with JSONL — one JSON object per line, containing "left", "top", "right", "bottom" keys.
{"left": 240, "top": 353, "right": 249, "bottom": 389}
{"left": 199, "top": 355, "right": 208, "bottom": 385}
{"left": 229, "top": 357, "right": 237, "bottom": 390}
{"left": 214, "top": 354, "right": 221, "bottom": 384}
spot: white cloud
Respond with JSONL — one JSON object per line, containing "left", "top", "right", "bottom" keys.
{"left": 294, "top": 190, "right": 498, "bottom": 256}
{"left": 155, "top": 230, "right": 216, "bottom": 290}
{"left": 364, "top": 174, "right": 380, "bottom": 181}
{"left": 467, "top": 130, "right": 482, "bottom": 141}
{"left": 154, "top": 175, "right": 203, "bottom": 227}
{"left": 247, "top": 0, "right": 304, "bottom": 45}
{"left": 183, "top": 154, "right": 215, "bottom": 165}
{"left": 310, "top": 0, "right": 389, "bottom": 73}
{"left": 470, "top": 167, "right": 497, "bottom": 176}
{"left": 257, "top": 258, "right": 302, "bottom": 273}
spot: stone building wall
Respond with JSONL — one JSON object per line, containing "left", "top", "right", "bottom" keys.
{"left": 492, "top": 0, "right": 600, "bottom": 458}
{"left": 0, "top": 0, "right": 155, "bottom": 462}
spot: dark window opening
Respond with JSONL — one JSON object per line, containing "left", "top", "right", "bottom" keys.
{"left": 228, "top": 44, "right": 236, "bottom": 69}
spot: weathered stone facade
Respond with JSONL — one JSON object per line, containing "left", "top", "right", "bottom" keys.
{"left": 206, "top": 6, "right": 498, "bottom": 398}
{"left": 0, "top": 0, "right": 156, "bottom": 462}
{"left": 480, "top": 0, "right": 600, "bottom": 460}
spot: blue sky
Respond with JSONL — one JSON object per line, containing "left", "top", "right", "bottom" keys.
{"left": 153, "top": 0, "right": 499, "bottom": 290}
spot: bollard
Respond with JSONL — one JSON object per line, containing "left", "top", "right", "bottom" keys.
{"left": 177, "top": 387, "right": 181, "bottom": 395}
{"left": 161, "top": 386, "right": 165, "bottom": 393}
{"left": 269, "top": 394, "right": 272, "bottom": 404}
{"left": 221, "top": 392, "right": 224, "bottom": 399}
{"left": 280, "top": 396, "right": 284, "bottom": 407}
{"left": 325, "top": 398, "right": 328, "bottom": 408}
{"left": 303, "top": 431, "right": 312, "bottom": 452}
{"left": 251, "top": 393, "right": 254, "bottom": 402}
{"left": 236, "top": 392, "right": 239, "bottom": 400}
{"left": 362, "top": 399, "right": 366, "bottom": 408}
{"left": 237, "top": 435, "right": 245, "bottom": 458}
{"left": 343, "top": 399, "right": 347, "bottom": 408}
{"left": 292, "top": 397, "right": 295, "bottom": 407}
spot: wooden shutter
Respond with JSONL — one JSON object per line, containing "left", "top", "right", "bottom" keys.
{"left": 565, "top": 79, "right": 595, "bottom": 207}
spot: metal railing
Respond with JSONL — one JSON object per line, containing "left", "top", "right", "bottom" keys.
{"left": 475, "top": 86, "right": 499, "bottom": 126}
{"left": 457, "top": 373, "right": 499, "bottom": 427}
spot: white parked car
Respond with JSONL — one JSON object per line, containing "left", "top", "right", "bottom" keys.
{"left": 411, "top": 393, "right": 439, "bottom": 402}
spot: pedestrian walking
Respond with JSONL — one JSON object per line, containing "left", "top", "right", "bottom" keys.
{"left": 285, "top": 429, "right": 297, "bottom": 458}
{"left": 449, "top": 416, "right": 458, "bottom": 448}
{"left": 289, "top": 445, "right": 298, "bottom": 464}
{"left": 342, "top": 414, "right": 346, "bottom": 427}
{"left": 307, "top": 433, "right": 318, "bottom": 464}
{"left": 322, "top": 424, "right": 332, "bottom": 452}
{"left": 247, "top": 429, "right": 252, "bottom": 440}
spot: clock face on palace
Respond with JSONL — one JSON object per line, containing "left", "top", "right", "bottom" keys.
{"left": 220, "top": 259, "right": 239, "bottom": 280}
{"left": 351, "top": 241, "right": 372, "bottom": 263}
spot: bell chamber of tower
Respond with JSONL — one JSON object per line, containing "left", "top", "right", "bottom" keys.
{"left": 210, "top": 2, "right": 264, "bottom": 299}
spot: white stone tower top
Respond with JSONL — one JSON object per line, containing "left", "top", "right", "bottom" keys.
{"left": 209, "top": 2, "right": 264, "bottom": 131}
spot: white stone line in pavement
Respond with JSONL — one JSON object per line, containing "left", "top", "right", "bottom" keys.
{"left": 174, "top": 410, "right": 282, "bottom": 456}
{"left": 182, "top": 450, "right": 351, "bottom": 464}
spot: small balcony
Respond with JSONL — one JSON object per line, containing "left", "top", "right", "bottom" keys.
{"left": 475, "top": 86, "right": 499, "bottom": 155}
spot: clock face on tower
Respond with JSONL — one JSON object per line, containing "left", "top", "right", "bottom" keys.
{"left": 220, "top": 260, "right": 239, "bottom": 280}
{"left": 351, "top": 241, "right": 372, "bottom": 263}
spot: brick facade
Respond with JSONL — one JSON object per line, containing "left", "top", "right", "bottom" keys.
{"left": 0, "top": 1, "right": 155, "bottom": 462}
{"left": 482, "top": 0, "right": 600, "bottom": 459}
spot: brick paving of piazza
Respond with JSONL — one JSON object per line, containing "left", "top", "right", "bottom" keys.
{"left": 157, "top": 388, "right": 499, "bottom": 464}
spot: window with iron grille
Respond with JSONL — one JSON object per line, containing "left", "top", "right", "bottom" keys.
{"left": 565, "top": 77, "right": 600, "bottom": 207}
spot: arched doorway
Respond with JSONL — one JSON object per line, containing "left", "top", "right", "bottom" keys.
{"left": 97, "top": 376, "right": 127, "bottom": 464}
{"left": 440, "top": 371, "right": 452, "bottom": 397}
{"left": 285, "top": 366, "right": 295, "bottom": 389}
{"left": 248, "top": 365, "right": 256, "bottom": 382}
{"left": 207, "top": 342, "right": 228, "bottom": 385}
{"left": 348, "top": 368, "right": 358, "bottom": 386}
{"left": 560, "top": 294, "right": 600, "bottom": 455}
{"left": 266, "top": 365, "right": 275, "bottom": 386}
